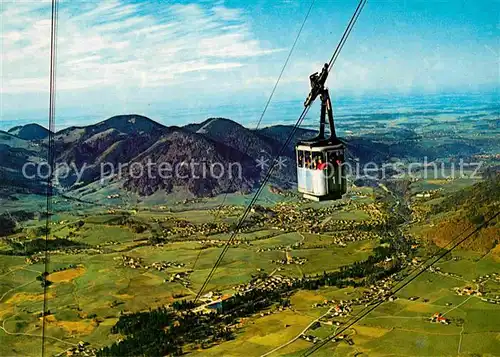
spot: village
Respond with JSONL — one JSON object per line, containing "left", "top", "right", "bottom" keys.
{"left": 115, "top": 255, "right": 187, "bottom": 272}
{"left": 271, "top": 251, "right": 308, "bottom": 266}
{"left": 142, "top": 200, "right": 390, "bottom": 252}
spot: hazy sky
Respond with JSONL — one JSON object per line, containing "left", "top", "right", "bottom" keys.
{"left": 1, "top": 0, "right": 498, "bottom": 121}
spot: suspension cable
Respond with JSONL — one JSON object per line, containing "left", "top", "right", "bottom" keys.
{"left": 192, "top": 0, "right": 316, "bottom": 271}
{"left": 302, "top": 210, "right": 499, "bottom": 356}
{"left": 41, "top": 0, "right": 59, "bottom": 355}
{"left": 195, "top": 0, "right": 367, "bottom": 302}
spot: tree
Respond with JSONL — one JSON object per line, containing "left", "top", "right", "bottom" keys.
{"left": 27, "top": 226, "right": 50, "bottom": 239}
{"left": 0, "top": 215, "right": 17, "bottom": 236}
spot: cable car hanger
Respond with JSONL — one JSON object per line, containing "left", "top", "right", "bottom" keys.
{"left": 303, "top": 62, "right": 339, "bottom": 144}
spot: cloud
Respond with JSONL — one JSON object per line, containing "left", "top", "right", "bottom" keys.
{"left": 244, "top": 75, "right": 305, "bottom": 86}
{"left": 0, "top": 1, "right": 282, "bottom": 94}
{"left": 212, "top": 5, "right": 243, "bottom": 21}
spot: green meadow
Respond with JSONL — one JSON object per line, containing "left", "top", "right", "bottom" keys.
{"left": 1, "top": 187, "right": 498, "bottom": 357}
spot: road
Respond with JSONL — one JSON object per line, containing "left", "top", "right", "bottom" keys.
{"left": 1, "top": 312, "right": 77, "bottom": 347}
{"left": 0, "top": 267, "right": 77, "bottom": 350}
{"left": 259, "top": 306, "right": 334, "bottom": 357}
{"left": 0, "top": 280, "right": 37, "bottom": 303}
{"left": 442, "top": 295, "right": 473, "bottom": 316}
{"left": 0, "top": 323, "right": 77, "bottom": 347}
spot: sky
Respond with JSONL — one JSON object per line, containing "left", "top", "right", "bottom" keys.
{"left": 1, "top": 0, "right": 499, "bottom": 125}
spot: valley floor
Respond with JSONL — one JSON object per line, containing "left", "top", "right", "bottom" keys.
{"left": 0, "top": 180, "right": 499, "bottom": 357}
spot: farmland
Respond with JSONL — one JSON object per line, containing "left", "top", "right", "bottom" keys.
{"left": 0, "top": 178, "right": 499, "bottom": 357}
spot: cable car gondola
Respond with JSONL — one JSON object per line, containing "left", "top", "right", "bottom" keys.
{"left": 296, "top": 63, "right": 347, "bottom": 201}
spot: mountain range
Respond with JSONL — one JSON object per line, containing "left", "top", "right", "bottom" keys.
{"left": 0, "top": 114, "right": 490, "bottom": 198}
{"left": 0, "top": 130, "right": 47, "bottom": 196}
{"left": 7, "top": 123, "right": 50, "bottom": 141}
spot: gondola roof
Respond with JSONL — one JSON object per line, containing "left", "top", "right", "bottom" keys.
{"left": 296, "top": 136, "right": 344, "bottom": 148}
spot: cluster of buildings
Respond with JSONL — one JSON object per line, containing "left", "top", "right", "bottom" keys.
{"left": 39, "top": 247, "right": 105, "bottom": 256}
{"left": 208, "top": 205, "right": 241, "bottom": 216}
{"left": 429, "top": 312, "right": 450, "bottom": 325}
{"left": 312, "top": 218, "right": 386, "bottom": 235}
{"left": 256, "top": 241, "right": 306, "bottom": 252}
{"left": 25, "top": 254, "right": 46, "bottom": 265}
{"left": 167, "top": 271, "right": 191, "bottom": 286}
{"left": 249, "top": 201, "right": 388, "bottom": 236}
{"left": 116, "top": 256, "right": 191, "bottom": 285}
{"left": 64, "top": 341, "right": 96, "bottom": 356}
{"left": 256, "top": 244, "right": 289, "bottom": 253}
{"left": 194, "top": 291, "right": 233, "bottom": 313}
{"left": 331, "top": 333, "right": 354, "bottom": 345}
{"left": 428, "top": 266, "right": 462, "bottom": 279}
{"left": 473, "top": 274, "right": 500, "bottom": 305}
{"left": 258, "top": 305, "right": 290, "bottom": 317}
{"left": 300, "top": 334, "right": 322, "bottom": 344}
{"left": 272, "top": 251, "right": 307, "bottom": 266}
{"left": 116, "top": 255, "right": 143, "bottom": 269}
{"left": 301, "top": 326, "right": 353, "bottom": 346}
{"left": 359, "top": 277, "right": 402, "bottom": 305}
{"left": 197, "top": 239, "right": 244, "bottom": 248}
{"left": 454, "top": 286, "right": 482, "bottom": 297}
{"left": 473, "top": 272, "right": 499, "bottom": 284}
{"left": 235, "top": 274, "right": 297, "bottom": 294}
{"left": 413, "top": 188, "right": 443, "bottom": 200}
{"left": 471, "top": 153, "right": 500, "bottom": 160}
{"left": 480, "top": 297, "right": 500, "bottom": 305}
{"left": 146, "top": 200, "right": 388, "bottom": 250}
{"left": 161, "top": 220, "right": 231, "bottom": 237}
{"left": 95, "top": 241, "right": 120, "bottom": 248}
{"left": 199, "top": 291, "right": 222, "bottom": 303}
{"left": 312, "top": 301, "right": 353, "bottom": 318}
{"left": 151, "top": 260, "right": 185, "bottom": 271}
{"left": 333, "top": 230, "right": 383, "bottom": 245}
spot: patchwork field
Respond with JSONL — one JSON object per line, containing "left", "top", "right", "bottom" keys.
{"left": 1, "top": 180, "right": 499, "bottom": 357}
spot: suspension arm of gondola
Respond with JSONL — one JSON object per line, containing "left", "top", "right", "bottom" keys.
{"left": 303, "top": 62, "right": 336, "bottom": 141}
{"left": 325, "top": 89, "right": 336, "bottom": 138}
{"left": 317, "top": 87, "right": 336, "bottom": 139}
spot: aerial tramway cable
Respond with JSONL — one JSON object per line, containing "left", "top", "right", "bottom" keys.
{"left": 195, "top": 0, "right": 367, "bottom": 302}
{"left": 191, "top": 0, "right": 316, "bottom": 271}
{"left": 41, "top": 0, "right": 59, "bottom": 355}
{"left": 328, "top": 0, "right": 366, "bottom": 71}
{"left": 301, "top": 210, "right": 500, "bottom": 356}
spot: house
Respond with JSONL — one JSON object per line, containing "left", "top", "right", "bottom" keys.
{"left": 430, "top": 312, "right": 450, "bottom": 325}
{"left": 201, "top": 291, "right": 214, "bottom": 302}
{"left": 437, "top": 316, "right": 450, "bottom": 324}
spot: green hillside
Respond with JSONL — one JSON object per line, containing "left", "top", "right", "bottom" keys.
{"left": 421, "top": 174, "right": 500, "bottom": 253}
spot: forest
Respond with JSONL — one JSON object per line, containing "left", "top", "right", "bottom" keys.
{"left": 425, "top": 174, "right": 500, "bottom": 252}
